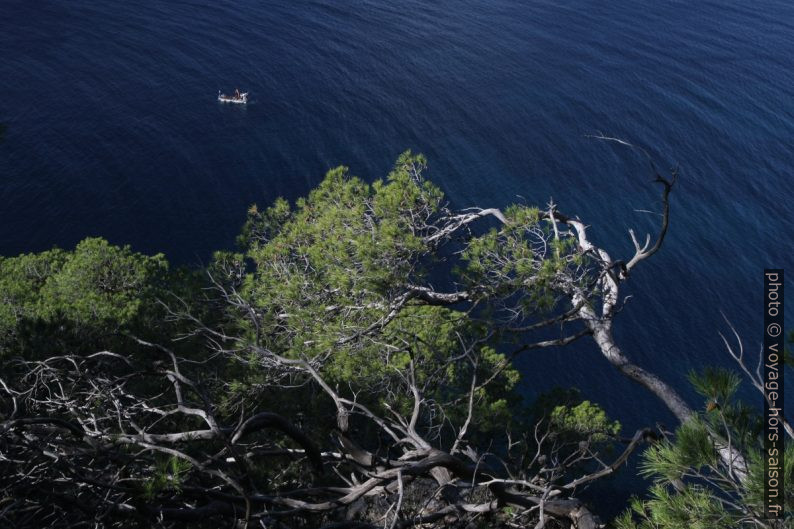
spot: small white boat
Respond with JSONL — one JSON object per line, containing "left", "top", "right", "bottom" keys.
{"left": 218, "top": 89, "right": 248, "bottom": 104}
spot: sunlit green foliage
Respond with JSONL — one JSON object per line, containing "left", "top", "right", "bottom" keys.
{"left": 619, "top": 366, "right": 793, "bottom": 528}
{"left": 38, "top": 237, "right": 167, "bottom": 326}
{"left": 240, "top": 154, "right": 441, "bottom": 366}
{"left": 459, "top": 204, "right": 581, "bottom": 314}
{"left": 615, "top": 483, "right": 738, "bottom": 529}
{"left": 0, "top": 248, "right": 67, "bottom": 348}
{"left": 639, "top": 419, "right": 717, "bottom": 481}
{"left": 0, "top": 238, "right": 167, "bottom": 356}
{"left": 688, "top": 367, "right": 741, "bottom": 407}
{"left": 213, "top": 152, "right": 606, "bottom": 447}
{"left": 689, "top": 367, "right": 762, "bottom": 446}
{"left": 226, "top": 153, "right": 532, "bottom": 430}
{"left": 550, "top": 399, "right": 621, "bottom": 441}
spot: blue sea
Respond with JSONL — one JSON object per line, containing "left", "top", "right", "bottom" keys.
{"left": 1, "top": 0, "right": 793, "bottom": 512}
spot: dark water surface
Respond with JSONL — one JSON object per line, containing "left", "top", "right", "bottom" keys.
{"left": 1, "top": 0, "right": 793, "bottom": 511}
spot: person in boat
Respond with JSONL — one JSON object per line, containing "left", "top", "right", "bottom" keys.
{"left": 234, "top": 88, "right": 241, "bottom": 99}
